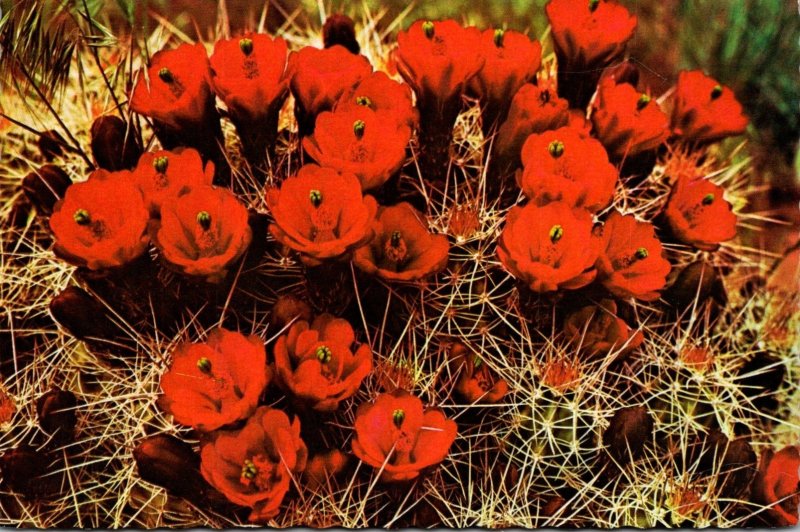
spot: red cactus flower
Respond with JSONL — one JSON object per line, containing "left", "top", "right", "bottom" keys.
{"left": 0, "top": 387, "right": 16, "bottom": 427}
{"left": 540, "top": 356, "right": 582, "bottom": 391}
{"left": 210, "top": 33, "right": 289, "bottom": 126}
{"left": 200, "top": 407, "right": 307, "bottom": 522}
{"left": 751, "top": 446, "right": 800, "bottom": 527}
{"left": 267, "top": 164, "right": 377, "bottom": 264}
{"left": 131, "top": 43, "right": 215, "bottom": 132}
{"left": 498, "top": 201, "right": 599, "bottom": 292}
{"left": 671, "top": 70, "right": 748, "bottom": 143}
{"left": 451, "top": 343, "right": 508, "bottom": 404}
{"left": 591, "top": 77, "right": 669, "bottom": 159}
{"left": 49, "top": 170, "right": 149, "bottom": 270}
{"left": 494, "top": 81, "right": 570, "bottom": 165}
{"left": 335, "top": 71, "right": 418, "bottom": 128}
{"left": 151, "top": 185, "right": 252, "bottom": 282}
{"left": 132, "top": 148, "right": 214, "bottom": 216}
{"left": 518, "top": 126, "right": 618, "bottom": 213}
{"left": 351, "top": 391, "right": 457, "bottom": 482}
{"left": 547, "top": 0, "right": 637, "bottom": 108}
{"left": 288, "top": 45, "right": 372, "bottom": 133}
{"left": 273, "top": 314, "right": 372, "bottom": 412}
{"left": 395, "top": 19, "right": 484, "bottom": 116}
{"left": 302, "top": 107, "right": 411, "bottom": 191}
{"left": 304, "top": 449, "right": 349, "bottom": 489}
{"left": 567, "top": 108, "right": 593, "bottom": 137}
{"left": 468, "top": 28, "right": 542, "bottom": 128}
{"left": 663, "top": 175, "right": 737, "bottom": 251}
{"left": 563, "top": 299, "right": 644, "bottom": 359}
{"left": 546, "top": 0, "right": 637, "bottom": 71}
{"left": 354, "top": 202, "right": 450, "bottom": 282}
{"left": 159, "top": 328, "right": 269, "bottom": 432}
{"left": 595, "top": 211, "right": 671, "bottom": 301}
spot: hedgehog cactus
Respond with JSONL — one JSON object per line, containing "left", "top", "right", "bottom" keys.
{"left": 0, "top": 1, "right": 797, "bottom": 529}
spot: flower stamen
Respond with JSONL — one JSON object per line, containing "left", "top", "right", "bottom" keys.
{"left": 197, "top": 357, "right": 212, "bottom": 373}
{"left": 309, "top": 189, "right": 323, "bottom": 208}
{"left": 392, "top": 409, "right": 405, "bottom": 428}
{"left": 158, "top": 67, "right": 173, "bottom": 83}
{"left": 316, "top": 345, "right": 332, "bottom": 364}
{"left": 239, "top": 38, "right": 254, "bottom": 56}
{"left": 422, "top": 21, "right": 435, "bottom": 39}
{"left": 73, "top": 209, "right": 91, "bottom": 226}
{"left": 196, "top": 211, "right": 212, "bottom": 231}
{"left": 353, "top": 119, "right": 366, "bottom": 140}
{"left": 548, "top": 140, "right": 565, "bottom": 158}
{"left": 549, "top": 224, "right": 564, "bottom": 243}
{"left": 153, "top": 156, "right": 169, "bottom": 173}
{"left": 493, "top": 29, "right": 505, "bottom": 47}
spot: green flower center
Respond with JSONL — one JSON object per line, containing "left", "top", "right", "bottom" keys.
{"left": 549, "top": 224, "right": 564, "bottom": 243}
{"left": 392, "top": 408, "right": 405, "bottom": 428}
{"left": 316, "top": 345, "right": 332, "bottom": 363}
{"left": 548, "top": 140, "right": 565, "bottom": 158}
{"left": 309, "top": 189, "right": 323, "bottom": 208}
{"left": 239, "top": 38, "right": 254, "bottom": 56}
{"left": 196, "top": 211, "right": 212, "bottom": 231}
{"left": 158, "top": 67, "right": 173, "bottom": 83}
{"left": 152, "top": 156, "right": 169, "bottom": 174}
{"left": 196, "top": 357, "right": 212, "bottom": 373}
{"left": 73, "top": 209, "right": 91, "bottom": 225}
{"left": 353, "top": 119, "right": 366, "bottom": 139}
{"left": 493, "top": 28, "right": 505, "bottom": 47}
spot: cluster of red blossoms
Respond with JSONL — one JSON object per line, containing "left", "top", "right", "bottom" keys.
{"left": 31, "top": 0, "right": 799, "bottom": 526}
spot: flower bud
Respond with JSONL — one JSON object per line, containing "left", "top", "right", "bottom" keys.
{"left": 37, "top": 129, "right": 65, "bottom": 161}
{"left": 49, "top": 286, "right": 115, "bottom": 341}
{"left": 601, "top": 59, "right": 640, "bottom": 88}
{"left": 303, "top": 449, "right": 348, "bottom": 489}
{"left": 322, "top": 14, "right": 360, "bottom": 54}
{"left": 134, "top": 434, "right": 232, "bottom": 509}
{"left": 664, "top": 260, "right": 726, "bottom": 309}
{"left": 133, "top": 435, "right": 202, "bottom": 499}
{"left": 691, "top": 429, "right": 756, "bottom": 498}
{"left": 36, "top": 388, "right": 78, "bottom": 445}
{"left": 0, "top": 446, "right": 47, "bottom": 497}
{"left": 22, "top": 164, "right": 72, "bottom": 215}
{"left": 90, "top": 115, "right": 143, "bottom": 171}
{"left": 269, "top": 294, "right": 313, "bottom": 331}
{"left": 736, "top": 352, "right": 785, "bottom": 413}
{"left": 603, "top": 406, "right": 653, "bottom": 463}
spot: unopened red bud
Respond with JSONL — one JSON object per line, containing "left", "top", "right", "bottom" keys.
{"left": 0, "top": 446, "right": 47, "bottom": 497}
{"left": 691, "top": 430, "right": 756, "bottom": 498}
{"left": 736, "top": 352, "right": 785, "bottom": 413}
{"left": 665, "top": 260, "right": 726, "bottom": 309}
{"left": 601, "top": 59, "right": 640, "bottom": 88}
{"left": 134, "top": 434, "right": 222, "bottom": 505}
{"left": 323, "top": 14, "right": 360, "bottom": 54}
{"left": 36, "top": 388, "right": 78, "bottom": 445}
{"left": 90, "top": 115, "right": 143, "bottom": 171}
{"left": 22, "top": 164, "right": 72, "bottom": 215}
{"left": 603, "top": 405, "right": 653, "bottom": 463}
{"left": 38, "top": 129, "right": 65, "bottom": 161}
{"left": 270, "top": 294, "right": 312, "bottom": 331}
{"left": 49, "top": 286, "right": 115, "bottom": 340}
